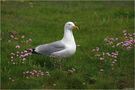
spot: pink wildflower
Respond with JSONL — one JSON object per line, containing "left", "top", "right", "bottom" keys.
{"left": 22, "top": 58, "right": 26, "bottom": 61}
{"left": 21, "top": 35, "right": 25, "bottom": 38}
{"left": 15, "top": 45, "right": 20, "bottom": 49}
{"left": 99, "top": 57, "right": 104, "bottom": 60}
{"left": 53, "top": 83, "right": 56, "bottom": 86}
{"left": 95, "top": 47, "right": 99, "bottom": 51}
{"left": 123, "top": 30, "right": 127, "bottom": 33}
{"left": 10, "top": 35, "right": 14, "bottom": 38}
{"left": 11, "top": 56, "right": 13, "bottom": 59}
{"left": 28, "top": 38, "right": 32, "bottom": 42}
{"left": 24, "top": 50, "right": 27, "bottom": 53}
{"left": 11, "top": 53, "right": 15, "bottom": 55}
{"left": 100, "top": 69, "right": 104, "bottom": 72}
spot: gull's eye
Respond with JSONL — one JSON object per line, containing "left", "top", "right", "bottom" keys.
{"left": 68, "top": 23, "right": 71, "bottom": 25}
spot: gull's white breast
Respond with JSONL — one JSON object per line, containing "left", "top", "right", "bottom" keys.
{"left": 51, "top": 42, "right": 76, "bottom": 58}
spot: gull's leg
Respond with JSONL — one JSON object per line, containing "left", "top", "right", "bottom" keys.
{"left": 51, "top": 57, "right": 63, "bottom": 70}
{"left": 58, "top": 58, "right": 62, "bottom": 70}
{"left": 58, "top": 57, "right": 65, "bottom": 70}
{"left": 51, "top": 58, "right": 61, "bottom": 69}
{"left": 54, "top": 60, "right": 56, "bottom": 68}
{"left": 50, "top": 56, "right": 57, "bottom": 69}
{"left": 54, "top": 58, "right": 57, "bottom": 69}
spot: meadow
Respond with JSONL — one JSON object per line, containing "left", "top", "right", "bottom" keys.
{"left": 1, "top": 1, "right": 134, "bottom": 89}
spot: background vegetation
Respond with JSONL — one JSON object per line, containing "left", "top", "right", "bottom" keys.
{"left": 1, "top": 1, "right": 134, "bottom": 89}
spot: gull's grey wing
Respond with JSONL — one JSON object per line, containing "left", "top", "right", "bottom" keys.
{"left": 35, "top": 41, "right": 65, "bottom": 55}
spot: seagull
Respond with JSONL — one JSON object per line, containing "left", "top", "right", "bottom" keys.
{"left": 32, "top": 21, "right": 79, "bottom": 58}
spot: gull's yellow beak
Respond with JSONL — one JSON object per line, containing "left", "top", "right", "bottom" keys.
{"left": 73, "top": 25, "right": 79, "bottom": 30}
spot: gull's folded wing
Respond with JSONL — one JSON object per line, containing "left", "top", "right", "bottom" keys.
{"left": 35, "top": 41, "right": 65, "bottom": 55}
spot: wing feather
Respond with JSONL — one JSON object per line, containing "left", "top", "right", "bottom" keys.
{"left": 35, "top": 41, "right": 65, "bottom": 55}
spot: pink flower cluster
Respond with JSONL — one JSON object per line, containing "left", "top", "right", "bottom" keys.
{"left": 104, "top": 37, "right": 118, "bottom": 47}
{"left": 9, "top": 77, "right": 15, "bottom": 82}
{"left": 92, "top": 47, "right": 118, "bottom": 71}
{"left": 9, "top": 48, "right": 33, "bottom": 65}
{"left": 67, "top": 68, "right": 76, "bottom": 74}
{"left": 26, "top": 38, "right": 32, "bottom": 44}
{"left": 92, "top": 47, "right": 119, "bottom": 59}
{"left": 19, "top": 48, "right": 33, "bottom": 59}
{"left": 104, "top": 30, "right": 135, "bottom": 50}
{"left": 122, "top": 40, "right": 135, "bottom": 49}
{"left": 10, "top": 34, "right": 19, "bottom": 40}
{"left": 9, "top": 32, "right": 32, "bottom": 45}
{"left": 106, "top": 51, "right": 119, "bottom": 59}
{"left": 15, "top": 45, "right": 20, "bottom": 49}
{"left": 92, "top": 47, "right": 100, "bottom": 52}
{"left": 9, "top": 31, "right": 33, "bottom": 65}
{"left": 92, "top": 30, "right": 134, "bottom": 72}
{"left": 10, "top": 52, "right": 21, "bottom": 65}
{"left": 23, "top": 70, "right": 50, "bottom": 78}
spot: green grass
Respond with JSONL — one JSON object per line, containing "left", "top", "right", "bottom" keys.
{"left": 1, "top": 1, "right": 134, "bottom": 89}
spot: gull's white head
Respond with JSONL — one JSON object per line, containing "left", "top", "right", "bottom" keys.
{"left": 64, "top": 21, "right": 79, "bottom": 30}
